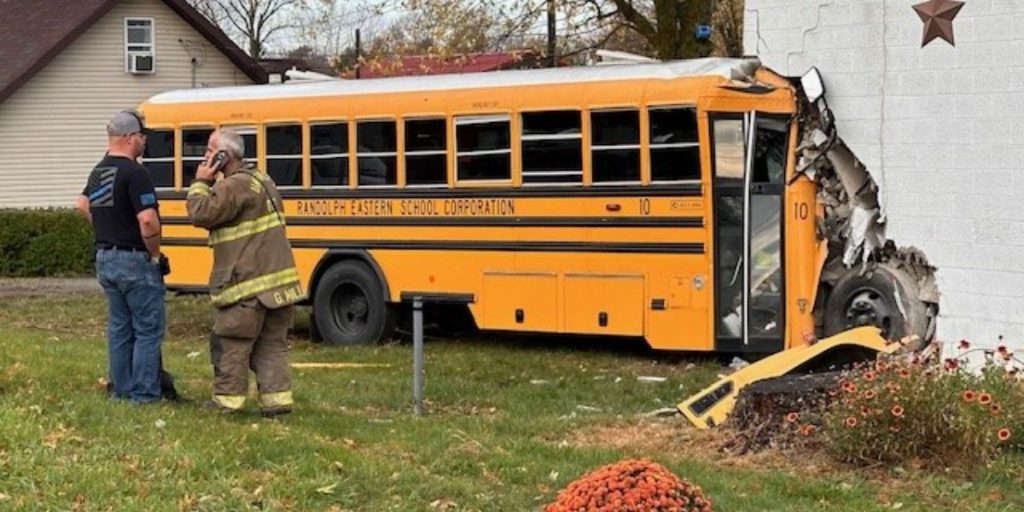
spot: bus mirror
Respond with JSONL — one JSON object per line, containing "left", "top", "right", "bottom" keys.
{"left": 801, "top": 67, "right": 826, "bottom": 103}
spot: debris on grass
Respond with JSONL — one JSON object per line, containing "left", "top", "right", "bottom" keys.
{"left": 637, "top": 376, "right": 667, "bottom": 383}
{"left": 290, "top": 362, "right": 392, "bottom": 369}
{"left": 721, "top": 372, "right": 838, "bottom": 454}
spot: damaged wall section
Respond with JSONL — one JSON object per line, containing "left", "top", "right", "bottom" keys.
{"left": 745, "top": 0, "right": 1024, "bottom": 351}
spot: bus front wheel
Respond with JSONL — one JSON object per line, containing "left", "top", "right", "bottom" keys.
{"left": 823, "top": 263, "right": 931, "bottom": 351}
{"left": 314, "top": 261, "right": 395, "bottom": 345}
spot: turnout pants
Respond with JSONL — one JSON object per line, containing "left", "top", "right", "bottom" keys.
{"left": 209, "top": 299, "right": 294, "bottom": 410}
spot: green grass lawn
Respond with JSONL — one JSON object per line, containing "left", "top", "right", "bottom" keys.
{"left": 0, "top": 294, "right": 1021, "bottom": 511}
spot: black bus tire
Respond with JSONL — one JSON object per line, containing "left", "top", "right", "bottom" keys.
{"left": 823, "top": 263, "right": 930, "bottom": 350}
{"left": 313, "top": 260, "right": 395, "bottom": 345}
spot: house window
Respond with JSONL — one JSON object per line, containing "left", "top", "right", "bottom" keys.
{"left": 591, "top": 109, "right": 640, "bottom": 184}
{"left": 311, "top": 122, "right": 349, "bottom": 187}
{"left": 266, "top": 124, "right": 303, "bottom": 187}
{"left": 356, "top": 120, "right": 397, "bottom": 187}
{"left": 404, "top": 118, "right": 447, "bottom": 187}
{"left": 649, "top": 106, "right": 701, "bottom": 182}
{"left": 142, "top": 129, "right": 174, "bottom": 188}
{"left": 456, "top": 115, "right": 511, "bottom": 182}
{"left": 521, "top": 110, "right": 582, "bottom": 185}
{"left": 124, "top": 18, "right": 155, "bottom": 74}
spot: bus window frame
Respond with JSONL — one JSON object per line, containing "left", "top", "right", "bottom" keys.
{"left": 179, "top": 124, "right": 215, "bottom": 189}
{"left": 354, "top": 116, "right": 399, "bottom": 189}
{"left": 308, "top": 119, "right": 350, "bottom": 189}
{"left": 264, "top": 120, "right": 305, "bottom": 190}
{"left": 453, "top": 113, "right": 514, "bottom": 187}
{"left": 647, "top": 104, "right": 702, "bottom": 186}
{"left": 217, "top": 123, "right": 259, "bottom": 162}
{"left": 589, "top": 106, "right": 643, "bottom": 186}
{"left": 518, "top": 108, "right": 584, "bottom": 187}
{"left": 402, "top": 115, "right": 449, "bottom": 189}
{"left": 141, "top": 125, "right": 175, "bottom": 190}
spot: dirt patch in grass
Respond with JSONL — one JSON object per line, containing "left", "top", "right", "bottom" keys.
{"left": 559, "top": 418, "right": 835, "bottom": 476}
{"left": 0, "top": 278, "right": 100, "bottom": 297}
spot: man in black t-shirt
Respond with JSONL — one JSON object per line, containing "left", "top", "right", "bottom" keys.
{"left": 76, "top": 110, "right": 167, "bottom": 404}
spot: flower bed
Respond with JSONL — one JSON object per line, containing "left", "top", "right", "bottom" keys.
{"left": 545, "top": 459, "right": 712, "bottom": 512}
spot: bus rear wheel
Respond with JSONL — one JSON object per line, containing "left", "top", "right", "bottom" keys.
{"left": 823, "top": 263, "right": 931, "bottom": 351}
{"left": 314, "top": 261, "right": 395, "bottom": 345}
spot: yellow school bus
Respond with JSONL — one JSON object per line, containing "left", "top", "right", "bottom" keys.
{"left": 140, "top": 58, "right": 937, "bottom": 354}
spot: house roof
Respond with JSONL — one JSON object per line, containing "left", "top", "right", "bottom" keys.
{"left": 345, "top": 50, "right": 542, "bottom": 79}
{"left": 0, "top": 0, "right": 267, "bottom": 105}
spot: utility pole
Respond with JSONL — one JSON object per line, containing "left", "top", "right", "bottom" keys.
{"left": 546, "top": 0, "right": 556, "bottom": 67}
{"left": 355, "top": 28, "right": 362, "bottom": 79}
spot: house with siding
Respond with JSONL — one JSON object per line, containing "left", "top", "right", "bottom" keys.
{"left": 0, "top": 0, "right": 266, "bottom": 208}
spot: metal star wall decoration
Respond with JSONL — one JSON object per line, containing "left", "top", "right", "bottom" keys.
{"left": 912, "top": 0, "right": 965, "bottom": 47}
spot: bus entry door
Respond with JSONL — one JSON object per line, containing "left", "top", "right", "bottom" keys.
{"left": 710, "top": 112, "right": 788, "bottom": 352}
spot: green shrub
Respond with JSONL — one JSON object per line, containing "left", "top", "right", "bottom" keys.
{"left": 821, "top": 344, "right": 1024, "bottom": 470}
{"left": 0, "top": 209, "right": 94, "bottom": 277}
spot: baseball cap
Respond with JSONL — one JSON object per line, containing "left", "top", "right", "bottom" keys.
{"left": 107, "top": 109, "right": 151, "bottom": 136}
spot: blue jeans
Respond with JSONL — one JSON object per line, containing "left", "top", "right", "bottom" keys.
{"left": 96, "top": 249, "right": 166, "bottom": 404}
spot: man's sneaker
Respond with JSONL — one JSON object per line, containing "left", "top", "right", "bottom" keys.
{"left": 201, "top": 400, "right": 240, "bottom": 414}
{"left": 260, "top": 406, "right": 292, "bottom": 418}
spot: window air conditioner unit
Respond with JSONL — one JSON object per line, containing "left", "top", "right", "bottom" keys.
{"left": 129, "top": 52, "right": 155, "bottom": 74}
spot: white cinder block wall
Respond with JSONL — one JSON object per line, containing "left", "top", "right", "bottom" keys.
{"left": 744, "top": 0, "right": 1024, "bottom": 351}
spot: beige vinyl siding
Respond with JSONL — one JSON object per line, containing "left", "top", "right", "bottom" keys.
{"left": 0, "top": 0, "right": 255, "bottom": 208}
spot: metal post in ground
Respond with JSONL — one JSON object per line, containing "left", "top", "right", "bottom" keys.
{"left": 412, "top": 297, "right": 424, "bottom": 415}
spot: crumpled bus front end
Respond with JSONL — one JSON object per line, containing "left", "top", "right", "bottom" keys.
{"left": 679, "top": 66, "right": 940, "bottom": 429}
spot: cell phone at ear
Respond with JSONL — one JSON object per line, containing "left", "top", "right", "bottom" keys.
{"left": 210, "top": 150, "right": 228, "bottom": 172}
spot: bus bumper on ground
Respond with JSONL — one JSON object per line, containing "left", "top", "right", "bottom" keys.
{"left": 678, "top": 326, "right": 901, "bottom": 429}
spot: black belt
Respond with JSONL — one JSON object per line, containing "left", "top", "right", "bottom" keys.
{"left": 97, "top": 245, "right": 147, "bottom": 253}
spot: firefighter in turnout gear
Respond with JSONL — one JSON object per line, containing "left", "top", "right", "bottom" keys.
{"left": 186, "top": 129, "right": 304, "bottom": 417}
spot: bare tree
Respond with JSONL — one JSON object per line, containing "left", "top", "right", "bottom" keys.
{"left": 567, "top": 1, "right": 719, "bottom": 59}
{"left": 352, "top": 0, "right": 737, "bottom": 67}
{"left": 711, "top": 0, "right": 744, "bottom": 57}
{"left": 290, "top": 1, "right": 360, "bottom": 59}
{"left": 189, "top": 0, "right": 333, "bottom": 58}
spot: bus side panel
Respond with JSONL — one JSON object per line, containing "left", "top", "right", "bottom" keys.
{"left": 784, "top": 176, "right": 819, "bottom": 348}
{"left": 163, "top": 244, "right": 326, "bottom": 296}
{"left": 370, "top": 250, "right": 713, "bottom": 351}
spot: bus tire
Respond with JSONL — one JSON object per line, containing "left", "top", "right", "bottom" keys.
{"left": 823, "top": 263, "right": 929, "bottom": 350}
{"left": 313, "top": 261, "right": 395, "bottom": 345}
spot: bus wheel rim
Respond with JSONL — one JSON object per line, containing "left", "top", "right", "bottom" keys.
{"left": 331, "top": 283, "right": 370, "bottom": 335}
{"left": 843, "top": 288, "right": 895, "bottom": 338}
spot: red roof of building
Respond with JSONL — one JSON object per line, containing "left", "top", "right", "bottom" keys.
{"left": 0, "top": 0, "right": 266, "bottom": 104}
{"left": 345, "top": 50, "right": 542, "bottom": 79}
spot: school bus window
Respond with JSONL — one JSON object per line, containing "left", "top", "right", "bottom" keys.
{"left": 649, "top": 106, "right": 700, "bottom": 182}
{"left": 404, "top": 118, "right": 446, "bottom": 186}
{"left": 752, "top": 117, "right": 788, "bottom": 184}
{"left": 266, "top": 124, "right": 303, "bottom": 187}
{"left": 521, "top": 110, "right": 582, "bottom": 185}
{"left": 142, "top": 129, "right": 174, "bottom": 188}
{"left": 713, "top": 119, "right": 744, "bottom": 183}
{"left": 456, "top": 115, "right": 511, "bottom": 181}
{"left": 591, "top": 109, "right": 640, "bottom": 183}
{"left": 310, "top": 122, "right": 349, "bottom": 187}
{"left": 181, "top": 127, "right": 213, "bottom": 184}
{"left": 222, "top": 125, "right": 257, "bottom": 160}
{"left": 356, "top": 120, "right": 397, "bottom": 187}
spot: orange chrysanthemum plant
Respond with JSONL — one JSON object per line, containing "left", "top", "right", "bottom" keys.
{"left": 544, "top": 459, "right": 712, "bottom": 512}
{"left": 820, "top": 339, "right": 1024, "bottom": 470}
